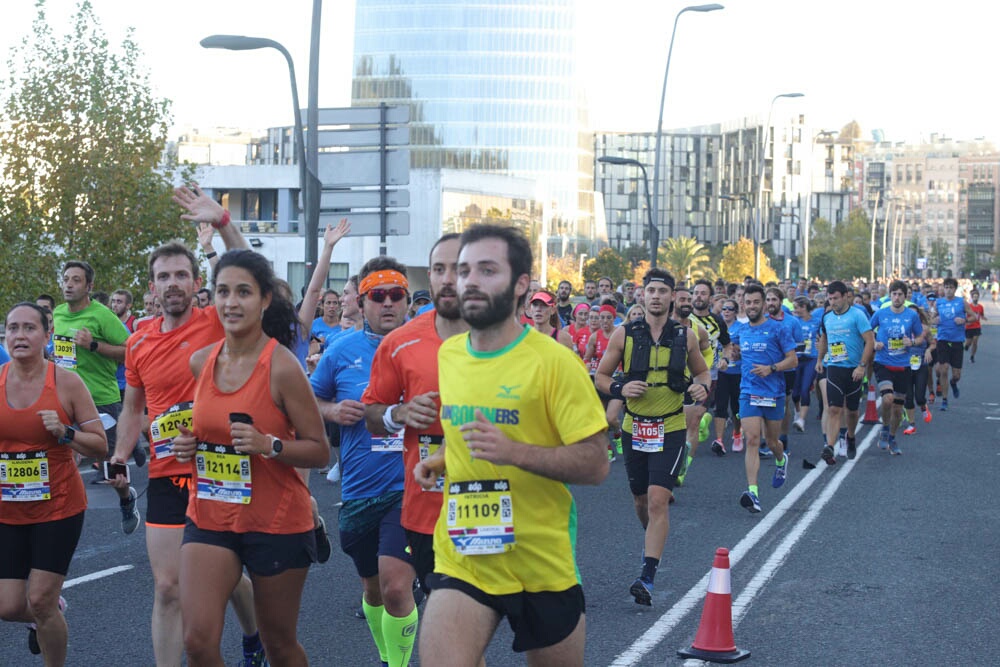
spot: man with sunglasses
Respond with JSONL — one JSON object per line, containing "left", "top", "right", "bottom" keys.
{"left": 310, "top": 257, "right": 418, "bottom": 667}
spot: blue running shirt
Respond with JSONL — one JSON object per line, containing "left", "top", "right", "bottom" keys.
{"left": 870, "top": 308, "right": 923, "bottom": 367}
{"left": 935, "top": 297, "right": 966, "bottom": 342}
{"left": 730, "top": 318, "right": 796, "bottom": 400}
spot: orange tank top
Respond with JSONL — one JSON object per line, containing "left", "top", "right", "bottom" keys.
{"left": 187, "top": 337, "right": 313, "bottom": 534}
{"left": 0, "top": 363, "right": 86, "bottom": 524}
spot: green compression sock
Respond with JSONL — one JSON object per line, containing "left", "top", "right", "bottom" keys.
{"left": 382, "top": 605, "right": 419, "bottom": 667}
{"left": 362, "top": 596, "right": 388, "bottom": 662}
{"left": 749, "top": 484, "right": 759, "bottom": 496}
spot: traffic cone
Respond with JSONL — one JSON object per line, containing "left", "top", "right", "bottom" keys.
{"left": 862, "top": 381, "right": 880, "bottom": 425}
{"left": 677, "top": 548, "right": 750, "bottom": 664}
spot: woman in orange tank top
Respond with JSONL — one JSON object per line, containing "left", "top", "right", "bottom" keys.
{"left": 0, "top": 303, "right": 107, "bottom": 667}
{"left": 171, "top": 250, "right": 328, "bottom": 667}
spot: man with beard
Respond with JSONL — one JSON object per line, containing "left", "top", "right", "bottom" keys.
{"left": 814, "top": 281, "right": 874, "bottom": 464}
{"left": 362, "top": 234, "right": 469, "bottom": 608}
{"left": 596, "top": 269, "right": 709, "bottom": 606}
{"left": 311, "top": 257, "right": 418, "bottom": 667}
{"left": 669, "top": 285, "right": 711, "bottom": 483}
{"left": 691, "top": 280, "right": 731, "bottom": 456}
{"left": 765, "top": 287, "right": 804, "bottom": 457}
{"left": 934, "top": 277, "right": 977, "bottom": 409}
{"left": 414, "top": 224, "right": 608, "bottom": 666}
{"left": 555, "top": 280, "right": 574, "bottom": 326}
{"left": 583, "top": 279, "right": 598, "bottom": 305}
{"left": 729, "top": 284, "right": 798, "bottom": 514}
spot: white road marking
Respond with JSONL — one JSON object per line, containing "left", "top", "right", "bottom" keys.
{"left": 611, "top": 424, "right": 879, "bottom": 667}
{"left": 63, "top": 565, "right": 134, "bottom": 589}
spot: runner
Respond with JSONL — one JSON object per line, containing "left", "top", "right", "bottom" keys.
{"left": 691, "top": 279, "right": 730, "bottom": 456}
{"left": 964, "top": 289, "right": 987, "bottom": 363}
{"left": 934, "top": 277, "right": 977, "bottom": 410}
{"left": 869, "top": 281, "right": 924, "bottom": 455}
{"left": 595, "top": 268, "right": 709, "bottom": 605}
{"left": 814, "top": 281, "right": 875, "bottom": 464}
{"left": 903, "top": 305, "right": 935, "bottom": 435}
{"left": 310, "top": 256, "right": 417, "bottom": 667}
{"left": 171, "top": 249, "right": 329, "bottom": 666}
{"left": 791, "top": 297, "right": 821, "bottom": 434}
{"left": 528, "top": 291, "right": 575, "bottom": 350}
{"left": 361, "top": 234, "right": 470, "bottom": 666}
{"left": 716, "top": 298, "right": 745, "bottom": 453}
{"left": 565, "top": 303, "right": 590, "bottom": 343}
{"left": 1, "top": 302, "right": 107, "bottom": 667}
{"left": 110, "top": 186, "right": 276, "bottom": 667}
{"left": 669, "top": 284, "right": 711, "bottom": 481}
{"left": 555, "top": 280, "right": 575, "bottom": 326}
{"left": 765, "top": 287, "right": 803, "bottom": 457}
{"left": 414, "top": 224, "right": 608, "bottom": 667}
{"left": 729, "top": 284, "right": 798, "bottom": 513}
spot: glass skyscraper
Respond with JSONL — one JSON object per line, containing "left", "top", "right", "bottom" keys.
{"left": 352, "top": 0, "right": 595, "bottom": 244}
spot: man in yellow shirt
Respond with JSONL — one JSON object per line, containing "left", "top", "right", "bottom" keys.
{"left": 415, "top": 224, "right": 609, "bottom": 667}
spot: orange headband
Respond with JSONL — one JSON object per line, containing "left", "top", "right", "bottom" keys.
{"left": 359, "top": 270, "right": 409, "bottom": 294}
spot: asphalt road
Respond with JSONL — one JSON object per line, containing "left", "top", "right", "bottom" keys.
{"left": 3, "top": 304, "right": 999, "bottom": 666}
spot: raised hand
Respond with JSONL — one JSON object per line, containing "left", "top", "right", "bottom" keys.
{"left": 172, "top": 183, "right": 226, "bottom": 226}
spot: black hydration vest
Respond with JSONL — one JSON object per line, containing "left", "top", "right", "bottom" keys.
{"left": 623, "top": 319, "right": 690, "bottom": 394}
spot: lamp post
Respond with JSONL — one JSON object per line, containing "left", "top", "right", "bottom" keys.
{"left": 651, "top": 4, "right": 724, "bottom": 244}
{"left": 201, "top": 14, "right": 323, "bottom": 279}
{"left": 755, "top": 92, "right": 804, "bottom": 279}
{"left": 599, "top": 156, "right": 657, "bottom": 268}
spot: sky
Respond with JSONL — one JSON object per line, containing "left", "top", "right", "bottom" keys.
{"left": 3, "top": 0, "right": 1000, "bottom": 145}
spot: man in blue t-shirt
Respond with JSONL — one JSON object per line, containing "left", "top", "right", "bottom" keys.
{"left": 730, "top": 284, "right": 797, "bottom": 514}
{"left": 791, "top": 297, "right": 822, "bottom": 434}
{"left": 934, "top": 276, "right": 977, "bottom": 410}
{"left": 765, "top": 287, "right": 804, "bottom": 456}
{"left": 869, "top": 281, "right": 924, "bottom": 454}
{"left": 815, "top": 280, "right": 875, "bottom": 464}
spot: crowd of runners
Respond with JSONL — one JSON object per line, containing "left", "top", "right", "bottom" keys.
{"left": 0, "top": 183, "right": 991, "bottom": 667}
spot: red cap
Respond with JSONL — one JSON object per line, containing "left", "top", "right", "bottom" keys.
{"left": 530, "top": 292, "right": 555, "bottom": 306}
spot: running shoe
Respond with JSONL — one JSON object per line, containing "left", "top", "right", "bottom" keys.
{"left": 923, "top": 408, "right": 932, "bottom": 423}
{"left": 314, "top": 515, "right": 332, "bottom": 564}
{"left": 28, "top": 596, "right": 66, "bottom": 655}
{"left": 698, "top": 412, "right": 712, "bottom": 443}
{"left": 739, "top": 490, "right": 761, "bottom": 514}
{"left": 903, "top": 424, "right": 916, "bottom": 436}
{"left": 613, "top": 435, "right": 623, "bottom": 455}
{"left": 846, "top": 438, "right": 857, "bottom": 460}
{"left": 970, "top": 354, "right": 975, "bottom": 363}
{"left": 759, "top": 445, "right": 773, "bottom": 458}
{"left": 928, "top": 391, "right": 935, "bottom": 405}
{"left": 629, "top": 577, "right": 653, "bottom": 606}
{"left": 889, "top": 437, "right": 902, "bottom": 456}
{"left": 878, "top": 428, "right": 890, "bottom": 450}
{"left": 133, "top": 444, "right": 146, "bottom": 468}
{"left": 326, "top": 462, "right": 341, "bottom": 484}
{"left": 121, "top": 486, "right": 140, "bottom": 535}
{"left": 821, "top": 445, "right": 837, "bottom": 465}
{"left": 732, "top": 432, "right": 744, "bottom": 452}
{"left": 711, "top": 439, "right": 726, "bottom": 456}
{"left": 951, "top": 382, "right": 960, "bottom": 399}
{"left": 836, "top": 436, "right": 847, "bottom": 458}
{"left": 413, "top": 578, "right": 427, "bottom": 608}
{"left": 772, "top": 456, "right": 788, "bottom": 488}
{"left": 241, "top": 644, "right": 268, "bottom": 667}
{"left": 940, "top": 398, "right": 949, "bottom": 412}
{"left": 676, "top": 442, "right": 691, "bottom": 485}
{"left": 936, "top": 384, "right": 944, "bottom": 398}
{"left": 793, "top": 417, "right": 805, "bottom": 433}
{"left": 608, "top": 445, "right": 615, "bottom": 463}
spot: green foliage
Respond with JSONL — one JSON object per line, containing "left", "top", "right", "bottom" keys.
{"left": 582, "top": 247, "right": 630, "bottom": 286}
{"left": 928, "top": 237, "right": 950, "bottom": 274}
{"left": 806, "top": 210, "right": 880, "bottom": 280}
{"left": 719, "top": 238, "right": 777, "bottom": 284}
{"left": 545, "top": 255, "right": 583, "bottom": 293}
{"left": 659, "top": 237, "right": 710, "bottom": 282}
{"left": 0, "top": 0, "right": 195, "bottom": 313}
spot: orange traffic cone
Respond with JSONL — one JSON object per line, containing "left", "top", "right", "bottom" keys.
{"left": 862, "top": 381, "right": 880, "bottom": 425}
{"left": 677, "top": 548, "right": 750, "bottom": 663}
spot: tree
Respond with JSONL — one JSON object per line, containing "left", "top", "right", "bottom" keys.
{"left": 659, "top": 237, "right": 710, "bottom": 282}
{"left": 620, "top": 243, "right": 652, "bottom": 270}
{"left": 718, "top": 238, "right": 777, "bottom": 284}
{"left": 804, "top": 217, "right": 837, "bottom": 280}
{"left": 0, "top": 0, "right": 195, "bottom": 313}
{"left": 805, "top": 209, "right": 880, "bottom": 280}
{"left": 928, "top": 237, "right": 950, "bottom": 275}
{"left": 545, "top": 255, "right": 583, "bottom": 293}
{"left": 582, "top": 247, "right": 629, "bottom": 287}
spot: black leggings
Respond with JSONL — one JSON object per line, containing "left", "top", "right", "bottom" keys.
{"left": 908, "top": 364, "right": 929, "bottom": 409}
{"left": 714, "top": 372, "right": 741, "bottom": 420}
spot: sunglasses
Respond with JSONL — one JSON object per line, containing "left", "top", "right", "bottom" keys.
{"left": 721, "top": 306, "right": 736, "bottom": 311}
{"left": 365, "top": 287, "right": 408, "bottom": 303}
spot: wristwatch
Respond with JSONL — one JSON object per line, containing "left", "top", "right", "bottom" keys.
{"left": 89, "top": 340, "right": 99, "bottom": 352}
{"left": 769, "top": 364, "right": 777, "bottom": 374}
{"left": 266, "top": 435, "right": 284, "bottom": 459}
{"left": 59, "top": 426, "right": 77, "bottom": 445}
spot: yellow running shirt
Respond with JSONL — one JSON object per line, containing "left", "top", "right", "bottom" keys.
{"left": 434, "top": 326, "right": 607, "bottom": 595}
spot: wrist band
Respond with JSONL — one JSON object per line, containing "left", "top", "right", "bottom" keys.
{"left": 211, "top": 209, "right": 231, "bottom": 230}
{"left": 205, "top": 251, "right": 218, "bottom": 260}
{"left": 383, "top": 404, "right": 405, "bottom": 433}
{"left": 609, "top": 381, "right": 625, "bottom": 400}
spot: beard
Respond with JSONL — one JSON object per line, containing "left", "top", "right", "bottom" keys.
{"left": 460, "top": 281, "right": 517, "bottom": 329}
{"left": 433, "top": 287, "right": 461, "bottom": 321}
{"left": 675, "top": 305, "right": 693, "bottom": 319}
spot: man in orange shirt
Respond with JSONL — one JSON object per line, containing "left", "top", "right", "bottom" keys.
{"left": 362, "top": 233, "right": 469, "bottom": 598}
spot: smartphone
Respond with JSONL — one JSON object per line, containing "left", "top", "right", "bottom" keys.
{"left": 103, "top": 461, "right": 131, "bottom": 482}
{"left": 229, "top": 412, "right": 254, "bottom": 425}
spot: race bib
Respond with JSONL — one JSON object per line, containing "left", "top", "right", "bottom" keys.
{"left": 910, "top": 354, "right": 921, "bottom": 371}
{"left": 888, "top": 337, "right": 905, "bottom": 352}
{"left": 372, "top": 427, "right": 405, "bottom": 453}
{"left": 829, "top": 341, "right": 848, "bottom": 363}
{"left": 632, "top": 418, "right": 665, "bottom": 453}
{"left": 149, "top": 402, "right": 193, "bottom": 460}
{"left": 418, "top": 434, "right": 445, "bottom": 492}
{"left": 195, "top": 443, "right": 252, "bottom": 504}
{"left": 803, "top": 338, "right": 813, "bottom": 354}
{"left": 750, "top": 395, "right": 777, "bottom": 408}
{"left": 0, "top": 452, "right": 50, "bottom": 502}
{"left": 446, "top": 479, "right": 514, "bottom": 555}
{"left": 53, "top": 335, "right": 77, "bottom": 370}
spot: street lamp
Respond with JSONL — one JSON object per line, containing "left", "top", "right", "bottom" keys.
{"left": 599, "top": 156, "right": 657, "bottom": 268}
{"left": 201, "top": 24, "right": 323, "bottom": 279}
{"left": 651, "top": 4, "right": 724, "bottom": 244}
{"left": 755, "top": 92, "right": 804, "bottom": 279}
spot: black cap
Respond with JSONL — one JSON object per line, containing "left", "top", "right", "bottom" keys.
{"left": 412, "top": 290, "right": 431, "bottom": 304}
